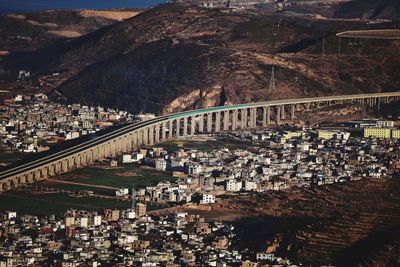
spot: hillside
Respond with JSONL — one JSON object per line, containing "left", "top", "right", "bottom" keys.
{"left": 168, "top": 177, "right": 400, "bottom": 266}
{"left": 334, "top": 0, "right": 400, "bottom": 19}
{"left": 0, "top": 9, "right": 139, "bottom": 53}
{"left": 1, "top": 3, "right": 400, "bottom": 114}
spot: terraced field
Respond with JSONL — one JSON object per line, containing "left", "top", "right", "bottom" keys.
{"left": 184, "top": 177, "right": 400, "bottom": 266}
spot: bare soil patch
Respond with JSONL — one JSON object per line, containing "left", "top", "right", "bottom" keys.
{"left": 48, "top": 30, "right": 82, "bottom": 38}
{"left": 116, "top": 171, "right": 141, "bottom": 177}
{"left": 79, "top": 10, "right": 139, "bottom": 21}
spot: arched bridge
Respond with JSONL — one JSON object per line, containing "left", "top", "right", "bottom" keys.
{"left": 1, "top": 92, "right": 400, "bottom": 191}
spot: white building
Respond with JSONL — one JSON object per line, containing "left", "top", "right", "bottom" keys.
{"left": 121, "top": 154, "right": 134, "bottom": 163}
{"left": 186, "top": 163, "right": 205, "bottom": 175}
{"left": 226, "top": 180, "right": 242, "bottom": 192}
{"left": 5, "top": 211, "right": 17, "bottom": 220}
{"left": 116, "top": 188, "right": 129, "bottom": 197}
{"left": 91, "top": 215, "right": 102, "bottom": 226}
{"left": 155, "top": 159, "right": 167, "bottom": 171}
{"left": 132, "top": 152, "right": 144, "bottom": 162}
{"left": 121, "top": 209, "right": 136, "bottom": 219}
{"left": 243, "top": 181, "right": 257, "bottom": 191}
{"left": 256, "top": 253, "right": 275, "bottom": 261}
{"left": 76, "top": 217, "right": 88, "bottom": 228}
{"left": 376, "top": 120, "right": 394, "bottom": 128}
{"left": 201, "top": 194, "right": 216, "bottom": 204}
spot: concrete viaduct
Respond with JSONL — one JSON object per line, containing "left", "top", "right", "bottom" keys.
{"left": 1, "top": 92, "right": 400, "bottom": 192}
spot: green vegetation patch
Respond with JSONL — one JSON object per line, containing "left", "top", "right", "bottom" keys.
{"left": 53, "top": 163, "right": 176, "bottom": 189}
{"left": 0, "top": 192, "right": 131, "bottom": 216}
{"left": 158, "top": 138, "right": 251, "bottom": 152}
{"left": 0, "top": 152, "right": 26, "bottom": 164}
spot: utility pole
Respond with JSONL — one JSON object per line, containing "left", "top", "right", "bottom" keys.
{"left": 131, "top": 186, "right": 136, "bottom": 210}
{"left": 322, "top": 37, "right": 326, "bottom": 57}
{"left": 268, "top": 65, "right": 276, "bottom": 93}
{"left": 338, "top": 37, "right": 341, "bottom": 56}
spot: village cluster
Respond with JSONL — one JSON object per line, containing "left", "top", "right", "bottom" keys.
{"left": 0, "top": 209, "right": 291, "bottom": 267}
{"left": 1, "top": 119, "right": 399, "bottom": 266}
{"left": 1, "top": 94, "right": 400, "bottom": 266}
{"left": 114, "top": 120, "right": 400, "bottom": 206}
{"left": 0, "top": 94, "right": 154, "bottom": 155}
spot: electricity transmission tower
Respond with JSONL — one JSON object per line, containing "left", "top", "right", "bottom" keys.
{"left": 268, "top": 65, "right": 276, "bottom": 93}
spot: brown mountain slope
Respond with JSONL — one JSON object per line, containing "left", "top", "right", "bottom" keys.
{"left": 334, "top": 0, "right": 400, "bottom": 20}
{"left": 2, "top": 3, "right": 400, "bottom": 114}
{"left": 174, "top": 177, "right": 400, "bottom": 266}
{"left": 0, "top": 9, "right": 139, "bottom": 53}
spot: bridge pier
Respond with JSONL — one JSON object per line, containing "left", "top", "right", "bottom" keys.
{"left": 276, "top": 106, "right": 281, "bottom": 125}
{"left": 127, "top": 137, "right": 133, "bottom": 152}
{"left": 34, "top": 170, "right": 42, "bottom": 181}
{"left": 161, "top": 122, "right": 166, "bottom": 141}
{"left": 169, "top": 120, "right": 174, "bottom": 140}
{"left": 155, "top": 125, "right": 161, "bottom": 142}
{"left": 262, "top": 107, "right": 267, "bottom": 127}
{"left": 183, "top": 117, "right": 188, "bottom": 136}
{"left": 41, "top": 168, "right": 48, "bottom": 179}
{"left": 243, "top": 109, "right": 249, "bottom": 128}
{"left": 291, "top": 105, "right": 296, "bottom": 119}
{"left": 112, "top": 140, "right": 118, "bottom": 156}
{"left": 175, "top": 119, "right": 180, "bottom": 137}
{"left": 61, "top": 160, "right": 68, "bottom": 173}
{"left": 121, "top": 138, "right": 127, "bottom": 153}
{"left": 104, "top": 145, "right": 110, "bottom": 159}
{"left": 190, "top": 116, "right": 195, "bottom": 136}
{"left": 250, "top": 108, "right": 256, "bottom": 128}
{"left": 232, "top": 110, "right": 238, "bottom": 131}
{"left": 207, "top": 113, "right": 213, "bottom": 133}
{"left": 223, "top": 111, "right": 229, "bottom": 131}
{"left": 199, "top": 114, "right": 204, "bottom": 133}
{"left": 215, "top": 112, "right": 220, "bottom": 132}
{"left": 143, "top": 128, "right": 149, "bottom": 146}
{"left": 21, "top": 174, "right": 28, "bottom": 184}
{"left": 149, "top": 126, "right": 155, "bottom": 145}
{"left": 81, "top": 153, "right": 88, "bottom": 166}
{"left": 89, "top": 150, "right": 94, "bottom": 164}
{"left": 249, "top": 108, "right": 254, "bottom": 128}
{"left": 48, "top": 164, "right": 55, "bottom": 176}
{"left": 55, "top": 162, "right": 61, "bottom": 174}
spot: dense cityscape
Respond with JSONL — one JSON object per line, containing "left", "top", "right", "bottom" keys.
{"left": 0, "top": 94, "right": 154, "bottom": 156}
{"left": 1, "top": 0, "right": 400, "bottom": 265}
{"left": 0, "top": 94, "right": 399, "bottom": 266}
